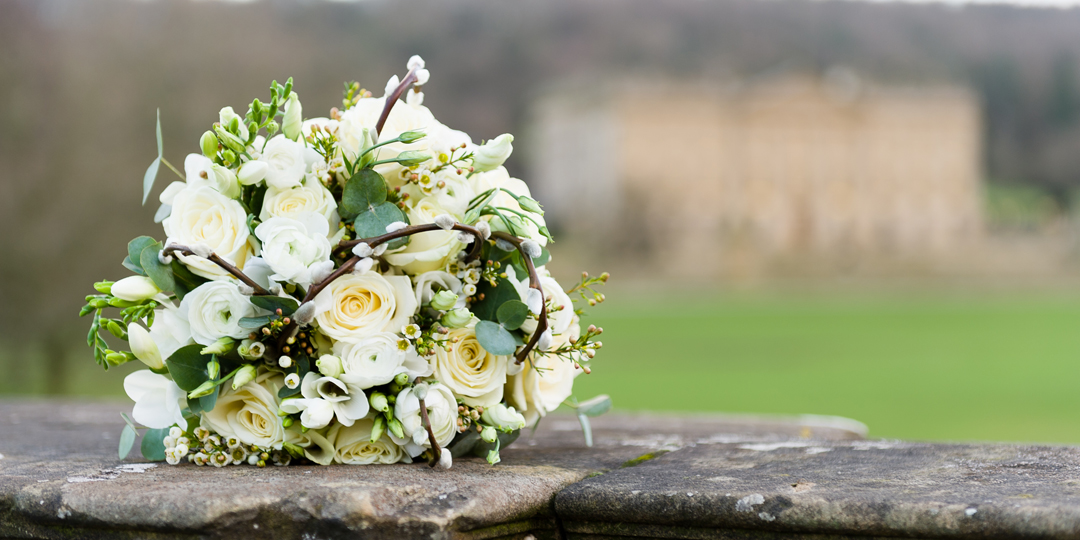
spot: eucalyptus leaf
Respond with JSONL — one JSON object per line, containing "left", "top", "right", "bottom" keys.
{"left": 353, "top": 202, "right": 408, "bottom": 248}
{"left": 142, "top": 157, "right": 160, "bottom": 206}
{"left": 577, "top": 414, "right": 593, "bottom": 448}
{"left": 118, "top": 424, "right": 137, "bottom": 460}
{"left": 250, "top": 295, "right": 298, "bottom": 316}
{"left": 469, "top": 429, "right": 520, "bottom": 458}
{"left": 127, "top": 236, "right": 158, "bottom": 271}
{"left": 341, "top": 169, "right": 388, "bottom": 216}
{"left": 510, "top": 246, "right": 550, "bottom": 277}
{"left": 278, "top": 385, "right": 301, "bottom": 399}
{"left": 239, "top": 316, "right": 272, "bottom": 329}
{"left": 141, "top": 427, "right": 168, "bottom": 462}
{"left": 447, "top": 431, "right": 482, "bottom": 458}
{"left": 189, "top": 385, "right": 218, "bottom": 415}
{"left": 496, "top": 300, "right": 529, "bottom": 331}
{"left": 122, "top": 256, "right": 147, "bottom": 276}
{"left": 475, "top": 320, "right": 519, "bottom": 356}
{"left": 170, "top": 260, "right": 205, "bottom": 300}
{"left": 471, "top": 278, "right": 521, "bottom": 322}
{"left": 140, "top": 244, "right": 175, "bottom": 293}
{"left": 155, "top": 108, "right": 163, "bottom": 158}
{"left": 165, "top": 344, "right": 211, "bottom": 392}
{"left": 576, "top": 394, "right": 612, "bottom": 417}
{"left": 153, "top": 203, "right": 172, "bottom": 223}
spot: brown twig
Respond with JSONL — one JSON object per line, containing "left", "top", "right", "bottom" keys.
{"left": 375, "top": 66, "right": 420, "bottom": 137}
{"left": 417, "top": 396, "right": 442, "bottom": 468}
{"left": 162, "top": 245, "right": 272, "bottom": 296}
{"left": 489, "top": 232, "right": 549, "bottom": 365}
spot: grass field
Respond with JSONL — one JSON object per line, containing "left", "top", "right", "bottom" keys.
{"left": 7, "top": 287, "right": 1080, "bottom": 444}
{"left": 571, "top": 287, "right": 1080, "bottom": 444}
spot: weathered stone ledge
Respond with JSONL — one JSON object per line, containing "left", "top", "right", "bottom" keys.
{"left": 3, "top": 400, "right": 1078, "bottom": 539}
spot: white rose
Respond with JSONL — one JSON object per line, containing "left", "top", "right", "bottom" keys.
{"left": 393, "top": 382, "right": 457, "bottom": 457}
{"left": 180, "top": 281, "right": 256, "bottom": 345}
{"left": 260, "top": 180, "right": 339, "bottom": 228}
{"left": 124, "top": 370, "right": 187, "bottom": 429}
{"left": 258, "top": 135, "right": 306, "bottom": 190}
{"left": 382, "top": 199, "right": 463, "bottom": 275}
{"left": 313, "top": 272, "right": 418, "bottom": 344}
{"left": 184, "top": 154, "right": 241, "bottom": 199}
{"left": 202, "top": 370, "right": 286, "bottom": 449}
{"left": 328, "top": 418, "right": 406, "bottom": 465}
{"left": 505, "top": 325, "right": 582, "bottom": 426}
{"left": 334, "top": 332, "right": 430, "bottom": 389}
{"left": 412, "top": 271, "right": 463, "bottom": 309}
{"left": 472, "top": 167, "right": 548, "bottom": 246}
{"left": 254, "top": 213, "right": 332, "bottom": 287}
{"left": 337, "top": 98, "right": 438, "bottom": 182}
{"left": 433, "top": 326, "right": 508, "bottom": 407}
{"left": 163, "top": 186, "right": 256, "bottom": 281}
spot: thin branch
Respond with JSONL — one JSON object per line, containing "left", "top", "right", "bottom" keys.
{"left": 338, "top": 222, "right": 485, "bottom": 265}
{"left": 489, "top": 232, "right": 549, "bottom": 365}
{"left": 163, "top": 245, "right": 271, "bottom": 296}
{"left": 375, "top": 66, "right": 420, "bottom": 137}
{"left": 417, "top": 396, "right": 443, "bottom": 468}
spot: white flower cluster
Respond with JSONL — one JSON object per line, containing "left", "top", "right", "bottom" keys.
{"left": 87, "top": 57, "right": 606, "bottom": 468}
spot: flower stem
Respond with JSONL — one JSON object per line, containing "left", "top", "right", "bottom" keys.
{"left": 160, "top": 157, "right": 185, "bottom": 181}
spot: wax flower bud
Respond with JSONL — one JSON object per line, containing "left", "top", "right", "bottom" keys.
{"left": 231, "top": 365, "right": 257, "bottom": 390}
{"left": 316, "top": 354, "right": 343, "bottom": 378}
{"left": 480, "top": 425, "right": 497, "bottom": 444}
{"left": 472, "top": 134, "right": 513, "bottom": 172}
{"left": 238, "top": 160, "right": 269, "bottom": 185}
{"left": 440, "top": 308, "right": 472, "bottom": 329}
{"left": 111, "top": 276, "right": 161, "bottom": 302}
{"left": 200, "top": 131, "right": 219, "bottom": 157}
{"left": 127, "top": 323, "right": 164, "bottom": 370}
{"left": 481, "top": 403, "right": 527, "bottom": 433}
{"left": 282, "top": 93, "right": 303, "bottom": 141}
{"left": 430, "top": 290, "right": 459, "bottom": 311}
{"left": 188, "top": 380, "right": 217, "bottom": 399}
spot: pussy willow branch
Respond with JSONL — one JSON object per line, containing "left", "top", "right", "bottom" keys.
{"left": 162, "top": 245, "right": 271, "bottom": 296}
{"left": 375, "top": 66, "right": 420, "bottom": 137}
{"left": 489, "top": 231, "right": 548, "bottom": 365}
{"left": 417, "top": 397, "right": 442, "bottom": 468}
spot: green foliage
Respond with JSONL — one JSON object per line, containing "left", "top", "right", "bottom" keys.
{"left": 496, "top": 300, "right": 529, "bottom": 331}
{"left": 239, "top": 316, "right": 272, "bottom": 329}
{"left": 118, "top": 424, "right": 136, "bottom": 459}
{"left": 169, "top": 260, "right": 205, "bottom": 300}
{"left": 250, "top": 295, "right": 298, "bottom": 316}
{"left": 165, "top": 344, "right": 211, "bottom": 392}
{"left": 142, "top": 109, "right": 163, "bottom": 206}
{"left": 471, "top": 277, "right": 520, "bottom": 322}
{"left": 140, "top": 244, "right": 175, "bottom": 293}
{"left": 341, "top": 169, "right": 409, "bottom": 248}
{"left": 475, "top": 321, "right": 519, "bottom": 356}
{"left": 141, "top": 427, "right": 168, "bottom": 462}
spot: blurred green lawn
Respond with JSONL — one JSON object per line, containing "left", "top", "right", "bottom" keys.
{"left": 573, "top": 287, "right": 1080, "bottom": 444}
{"left": 6, "top": 287, "right": 1080, "bottom": 444}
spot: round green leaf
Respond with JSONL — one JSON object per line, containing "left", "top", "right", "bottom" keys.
{"left": 353, "top": 201, "right": 409, "bottom": 248}
{"left": 471, "top": 278, "right": 521, "bottom": 322}
{"left": 127, "top": 236, "right": 158, "bottom": 272}
{"left": 165, "top": 344, "right": 211, "bottom": 392}
{"left": 342, "top": 169, "right": 388, "bottom": 216}
{"left": 140, "top": 244, "right": 175, "bottom": 293}
{"left": 577, "top": 394, "right": 612, "bottom": 417}
{"left": 475, "top": 320, "right": 519, "bottom": 356}
{"left": 496, "top": 300, "right": 529, "bottom": 331}
{"left": 141, "top": 427, "right": 169, "bottom": 462}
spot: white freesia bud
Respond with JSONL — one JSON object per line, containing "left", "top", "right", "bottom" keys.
{"left": 476, "top": 221, "right": 491, "bottom": 240}
{"left": 111, "top": 276, "right": 161, "bottom": 302}
{"left": 521, "top": 239, "right": 542, "bottom": 259}
{"left": 537, "top": 329, "right": 553, "bottom": 351}
{"left": 279, "top": 355, "right": 293, "bottom": 368}
{"left": 526, "top": 288, "right": 543, "bottom": 315}
{"left": 480, "top": 425, "right": 498, "bottom": 443}
{"left": 285, "top": 373, "right": 300, "bottom": 389}
{"left": 481, "top": 403, "right": 527, "bottom": 432}
{"left": 430, "top": 290, "right": 458, "bottom": 311}
{"left": 128, "top": 323, "right": 163, "bottom": 369}
{"left": 385, "top": 221, "right": 407, "bottom": 233}
{"left": 407, "top": 55, "right": 426, "bottom": 71}
{"left": 219, "top": 106, "right": 249, "bottom": 141}
{"left": 189, "top": 243, "right": 213, "bottom": 259}
{"left": 293, "top": 302, "right": 317, "bottom": 326}
{"left": 282, "top": 93, "right": 303, "bottom": 142}
{"left": 439, "top": 447, "right": 452, "bottom": 469}
{"left": 472, "top": 134, "right": 514, "bottom": 172}
{"left": 310, "top": 260, "right": 335, "bottom": 284}
{"left": 201, "top": 337, "right": 235, "bottom": 356}
{"left": 316, "top": 355, "right": 344, "bottom": 378}
{"left": 238, "top": 160, "right": 269, "bottom": 186}
{"left": 231, "top": 365, "right": 257, "bottom": 390}
{"left": 434, "top": 214, "right": 455, "bottom": 230}
{"left": 352, "top": 242, "right": 374, "bottom": 258}
{"left": 384, "top": 75, "right": 400, "bottom": 98}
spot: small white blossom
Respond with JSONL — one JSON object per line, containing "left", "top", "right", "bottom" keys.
{"left": 193, "top": 427, "right": 210, "bottom": 442}
{"left": 463, "top": 283, "right": 477, "bottom": 297}
{"left": 279, "top": 355, "right": 293, "bottom": 368}
{"left": 175, "top": 443, "right": 190, "bottom": 458}
{"left": 169, "top": 426, "right": 183, "bottom": 439}
{"left": 465, "top": 268, "right": 481, "bottom": 285}
{"left": 163, "top": 436, "right": 176, "bottom": 449}
{"left": 402, "top": 324, "right": 422, "bottom": 340}
{"left": 285, "top": 373, "right": 300, "bottom": 389}
{"left": 165, "top": 448, "right": 181, "bottom": 465}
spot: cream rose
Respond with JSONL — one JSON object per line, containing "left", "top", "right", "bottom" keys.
{"left": 202, "top": 371, "right": 286, "bottom": 449}
{"left": 335, "top": 332, "right": 431, "bottom": 389}
{"left": 472, "top": 167, "right": 548, "bottom": 246}
{"left": 393, "top": 383, "right": 457, "bottom": 457}
{"left": 313, "top": 272, "right": 418, "bottom": 343}
{"left": 258, "top": 135, "right": 306, "bottom": 190}
{"left": 259, "top": 180, "right": 339, "bottom": 228}
{"left": 163, "top": 186, "right": 256, "bottom": 280}
{"left": 382, "top": 199, "right": 463, "bottom": 275}
{"left": 505, "top": 324, "right": 583, "bottom": 425}
{"left": 338, "top": 97, "right": 438, "bottom": 182}
{"left": 412, "top": 271, "right": 463, "bottom": 309}
{"left": 329, "top": 419, "right": 406, "bottom": 465}
{"left": 254, "top": 213, "right": 332, "bottom": 287}
{"left": 433, "top": 326, "right": 508, "bottom": 407}
{"left": 179, "top": 281, "right": 257, "bottom": 345}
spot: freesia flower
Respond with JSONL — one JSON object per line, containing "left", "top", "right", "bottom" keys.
{"left": 124, "top": 370, "right": 187, "bottom": 429}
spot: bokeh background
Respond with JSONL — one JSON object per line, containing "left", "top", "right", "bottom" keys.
{"left": 5, "top": 0, "right": 1080, "bottom": 443}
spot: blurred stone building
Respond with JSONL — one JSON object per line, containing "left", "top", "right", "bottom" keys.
{"left": 529, "top": 72, "right": 984, "bottom": 277}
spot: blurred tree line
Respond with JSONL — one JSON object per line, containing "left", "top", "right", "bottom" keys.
{"left": 4, "top": 0, "right": 1080, "bottom": 392}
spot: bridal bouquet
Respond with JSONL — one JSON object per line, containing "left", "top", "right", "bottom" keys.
{"left": 80, "top": 57, "right": 610, "bottom": 468}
